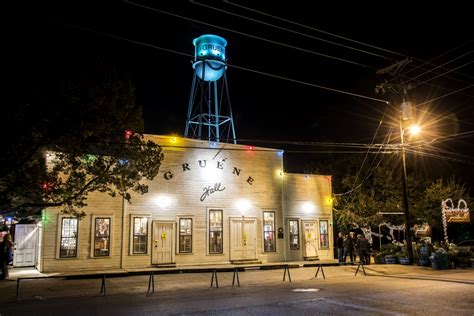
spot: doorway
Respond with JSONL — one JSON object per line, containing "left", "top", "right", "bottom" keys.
{"left": 230, "top": 217, "right": 257, "bottom": 261}
{"left": 302, "top": 221, "right": 319, "bottom": 259}
{"left": 152, "top": 222, "right": 174, "bottom": 265}
{"left": 13, "top": 224, "right": 38, "bottom": 267}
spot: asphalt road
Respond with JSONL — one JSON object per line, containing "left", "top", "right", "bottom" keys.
{"left": 1, "top": 266, "right": 473, "bottom": 315}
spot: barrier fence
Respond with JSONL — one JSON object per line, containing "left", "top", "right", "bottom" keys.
{"left": 14, "top": 262, "right": 368, "bottom": 302}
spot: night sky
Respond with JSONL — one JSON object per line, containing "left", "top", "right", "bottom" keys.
{"left": 7, "top": 1, "right": 474, "bottom": 189}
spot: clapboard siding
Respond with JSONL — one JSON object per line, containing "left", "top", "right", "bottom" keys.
{"left": 40, "top": 136, "right": 333, "bottom": 273}
{"left": 283, "top": 173, "right": 333, "bottom": 261}
{"left": 41, "top": 190, "right": 122, "bottom": 273}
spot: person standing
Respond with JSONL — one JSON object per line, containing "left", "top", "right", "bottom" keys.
{"left": 357, "top": 234, "right": 369, "bottom": 264}
{"left": 343, "top": 233, "right": 354, "bottom": 264}
{"left": 336, "top": 232, "right": 344, "bottom": 263}
{"left": 4, "top": 230, "right": 13, "bottom": 265}
{"left": 0, "top": 237, "right": 6, "bottom": 279}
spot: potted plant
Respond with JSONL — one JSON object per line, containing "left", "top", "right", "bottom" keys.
{"left": 397, "top": 250, "right": 411, "bottom": 265}
{"left": 430, "top": 248, "right": 449, "bottom": 270}
{"left": 417, "top": 242, "right": 431, "bottom": 267}
{"left": 383, "top": 243, "right": 401, "bottom": 264}
{"left": 373, "top": 251, "right": 385, "bottom": 264}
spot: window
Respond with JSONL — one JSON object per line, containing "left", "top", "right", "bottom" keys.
{"left": 209, "top": 210, "right": 223, "bottom": 254}
{"left": 263, "top": 211, "right": 276, "bottom": 252}
{"left": 60, "top": 218, "right": 78, "bottom": 258}
{"left": 94, "top": 217, "right": 111, "bottom": 257}
{"left": 319, "top": 220, "right": 329, "bottom": 249}
{"left": 133, "top": 217, "right": 148, "bottom": 254}
{"left": 179, "top": 218, "right": 192, "bottom": 253}
{"left": 289, "top": 220, "right": 299, "bottom": 250}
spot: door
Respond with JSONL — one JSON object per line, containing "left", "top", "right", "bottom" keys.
{"left": 14, "top": 224, "right": 38, "bottom": 267}
{"left": 152, "top": 222, "right": 173, "bottom": 264}
{"left": 302, "top": 221, "right": 318, "bottom": 259}
{"left": 230, "top": 218, "right": 257, "bottom": 261}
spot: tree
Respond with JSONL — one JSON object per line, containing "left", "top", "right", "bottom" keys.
{"left": 331, "top": 155, "right": 468, "bottom": 240}
{"left": 334, "top": 157, "right": 408, "bottom": 230}
{"left": 1, "top": 63, "right": 163, "bottom": 218}
{"left": 413, "top": 177, "right": 468, "bottom": 241}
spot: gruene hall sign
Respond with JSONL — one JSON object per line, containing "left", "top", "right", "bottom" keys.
{"left": 161, "top": 158, "right": 256, "bottom": 202}
{"left": 442, "top": 199, "right": 470, "bottom": 223}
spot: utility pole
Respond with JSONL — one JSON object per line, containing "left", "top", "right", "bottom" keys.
{"left": 399, "top": 111, "right": 414, "bottom": 263}
{"left": 376, "top": 58, "right": 415, "bottom": 263}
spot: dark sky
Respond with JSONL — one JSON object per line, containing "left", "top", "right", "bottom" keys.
{"left": 7, "top": 1, "right": 474, "bottom": 187}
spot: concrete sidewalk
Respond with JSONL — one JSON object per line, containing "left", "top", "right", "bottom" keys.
{"left": 0, "top": 262, "right": 472, "bottom": 304}
{"left": 2, "top": 259, "right": 342, "bottom": 280}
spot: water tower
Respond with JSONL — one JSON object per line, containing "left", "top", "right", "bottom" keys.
{"left": 184, "top": 34, "right": 237, "bottom": 144}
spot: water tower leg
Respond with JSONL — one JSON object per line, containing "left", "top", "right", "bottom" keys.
{"left": 185, "top": 73, "right": 198, "bottom": 138}
{"left": 214, "top": 81, "right": 220, "bottom": 142}
{"left": 224, "top": 74, "right": 237, "bottom": 144}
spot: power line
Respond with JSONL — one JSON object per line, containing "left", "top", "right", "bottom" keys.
{"left": 227, "top": 64, "right": 388, "bottom": 103}
{"left": 406, "top": 148, "right": 474, "bottom": 165}
{"left": 408, "top": 51, "right": 473, "bottom": 83}
{"left": 400, "top": 40, "right": 474, "bottom": 77}
{"left": 191, "top": 0, "right": 393, "bottom": 60}
{"left": 224, "top": 0, "right": 406, "bottom": 58}
{"left": 414, "top": 60, "right": 474, "bottom": 87}
{"left": 350, "top": 105, "right": 389, "bottom": 192}
{"left": 63, "top": 23, "right": 389, "bottom": 104}
{"left": 225, "top": 1, "right": 474, "bottom": 83}
{"left": 416, "top": 84, "right": 474, "bottom": 107}
{"left": 125, "top": 0, "right": 374, "bottom": 69}
{"left": 413, "top": 107, "right": 474, "bottom": 128}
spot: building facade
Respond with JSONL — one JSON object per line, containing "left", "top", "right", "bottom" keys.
{"left": 33, "top": 136, "right": 333, "bottom": 273}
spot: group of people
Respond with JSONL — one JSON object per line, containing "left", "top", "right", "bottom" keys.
{"left": 336, "top": 231, "right": 371, "bottom": 264}
{"left": 0, "top": 228, "right": 13, "bottom": 279}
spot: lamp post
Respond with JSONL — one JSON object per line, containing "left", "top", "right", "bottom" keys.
{"left": 399, "top": 103, "right": 420, "bottom": 264}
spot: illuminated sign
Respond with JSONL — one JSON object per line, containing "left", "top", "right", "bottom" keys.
{"left": 445, "top": 210, "right": 470, "bottom": 223}
{"left": 162, "top": 158, "right": 255, "bottom": 202}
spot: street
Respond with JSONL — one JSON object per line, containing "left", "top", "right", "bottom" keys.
{"left": 0, "top": 265, "right": 473, "bottom": 315}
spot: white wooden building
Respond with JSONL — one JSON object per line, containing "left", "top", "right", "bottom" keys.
{"left": 20, "top": 136, "right": 333, "bottom": 273}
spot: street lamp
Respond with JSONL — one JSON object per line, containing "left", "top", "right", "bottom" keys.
{"left": 399, "top": 102, "right": 421, "bottom": 264}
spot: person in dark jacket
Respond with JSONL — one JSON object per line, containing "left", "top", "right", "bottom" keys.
{"left": 356, "top": 234, "right": 370, "bottom": 264}
{"left": 0, "top": 240, "right": 7, "bottom": 279}
{"left": 336, "top": 232, "right": 344, "bottom": 263}
{"left": 343, "top": 233, "right": 355, "bottom": 264}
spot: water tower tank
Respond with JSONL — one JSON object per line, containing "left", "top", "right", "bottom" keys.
{"left": 192, "top": 34, "right": 227, "bottom": 82}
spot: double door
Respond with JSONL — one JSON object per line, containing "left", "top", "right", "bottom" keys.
{"left": 230, "top": 218, "right": 257, "bottom": 261}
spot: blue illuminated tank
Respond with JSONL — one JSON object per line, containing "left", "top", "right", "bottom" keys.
{"left": 193, "top": 34, "right": 227, "bottom": 82}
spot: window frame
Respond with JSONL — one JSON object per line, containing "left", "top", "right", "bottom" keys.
{"left": 130, "top": 215, "right": 150, "bottom": 255}
{"left": 91, "top": 216, "right": 112, "bottom": 258}
{"left": 178, "top": 218, "right": 193, "bottom": 254}
{"left": 263, "top": 211, "right": 276, "bottom": 252}
{"left": 289, "top": 219, "right": 300, "bottom": 250}
{"left": 208, "top": 209, "right": 223, "bottom": 255}
{"left": 318, "top": 219, "right": 330, "bottom": 249}
{"left": 57, "top": 216, "right": 79, "bottom": 259}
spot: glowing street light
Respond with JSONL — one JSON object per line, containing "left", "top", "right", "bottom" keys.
{"left": 409, "top": 124, "right": 421, "bottom": 136}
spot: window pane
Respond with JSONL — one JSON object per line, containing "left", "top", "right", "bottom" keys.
{"left": 209, "top": 210, "right": 223, "bottom": 254}
{"left": 134, "top": 217, "right": 148, "bottom": 235}
{"left": 60, "top": 218, "right": 78, "bottom": 258}
{"left": 180, "top": 236, "right": 192, "bottom": 253}
{"left": 289, "top": 220, "right": 299, "bottom": 250}
{"left": 209, "top": 231, "right": 223, "bottom": 253}
{"left": 179, "top": 218, "right": 192, "bottom": 253}
{"left": 94, "top": 218, "right": 110, "bottom": 257}
{"left": 133, "top": 217, "right": 148, "bottom": 254}
{"left": 263, "top": 212, "right": 276, "bottom": 252}
{"left": 319, "top": 220, "right": 329, "bottom": 248}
